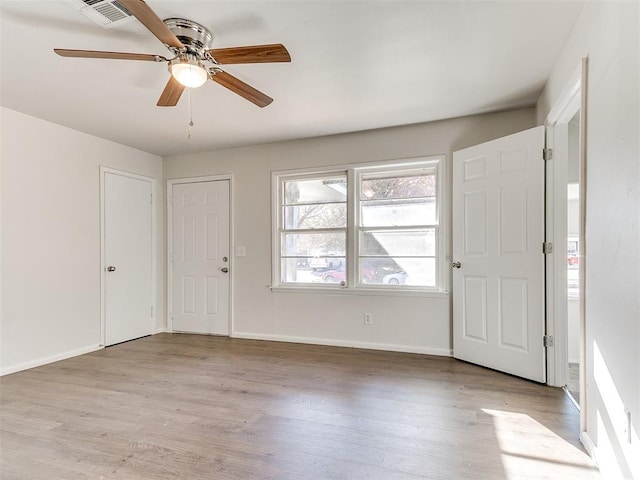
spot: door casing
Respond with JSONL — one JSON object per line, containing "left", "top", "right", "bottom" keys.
{"left": 544, "top": 59, "right": 588, "bottom": 435}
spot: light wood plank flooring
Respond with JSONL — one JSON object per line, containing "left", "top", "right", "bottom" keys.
{"left": 1, "top": 334, "right": 599, "bottom": 479}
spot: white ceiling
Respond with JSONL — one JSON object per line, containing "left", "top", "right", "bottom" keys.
{"left": 0, "top": 0, "right": 585, "bottom": 156}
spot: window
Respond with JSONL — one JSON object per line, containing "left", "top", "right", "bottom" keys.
{"left": 358, "top": 167, "right": 437, "bottom": 287}
{"left": 279, "top": 173, "right": 347, "bottom": 284}
{"left": 273, "top": 157, "right": 445, "bottom": 291}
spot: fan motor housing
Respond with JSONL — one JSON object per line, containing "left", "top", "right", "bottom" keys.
{"left": 163, "top": 18, "right": 214, "bottom": 57}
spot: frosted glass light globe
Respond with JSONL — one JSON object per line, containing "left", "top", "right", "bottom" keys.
{"left": 170, "top": 62, "right": 208, "bottom": 88}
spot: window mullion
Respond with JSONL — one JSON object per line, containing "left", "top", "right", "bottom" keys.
{"left": 358, "top": 224, "right": 437, "bottom": 232}
{"left": 347, "top": 168, "right": 358, "bottom": 288}
{"left": 280, "top": 227, "right": 348, "bottom": 234}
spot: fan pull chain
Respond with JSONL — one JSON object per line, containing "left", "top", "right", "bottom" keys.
{"left": 187, "top": 88, "right": 194, "bottom": 140}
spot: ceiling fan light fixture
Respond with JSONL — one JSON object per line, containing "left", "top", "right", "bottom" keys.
{"left": 169, "top": 57, "right": 208, "bottom": 88}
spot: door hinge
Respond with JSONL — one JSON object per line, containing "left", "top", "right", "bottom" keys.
{"left": 150, "top": 306, "right": 154, "bottom": 317}
{"left": 169, "top": 195, "right": 174, "bottom": 205}
{"left": 543, "top": 242, "right": 553, "bottom": 254}
{"left": 543, "top": 148, "right": 553, "bottom": 161}
{"left": 543, "top": 335, "right": 554, "bottom": 348}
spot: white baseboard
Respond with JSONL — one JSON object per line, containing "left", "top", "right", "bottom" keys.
{"left": 153, "top": 327, "right": 169, "bottom": 334}
{"left": 0, "top": 333, "right": 451, "bottom": 376}
{"left": 0, "top": 344, "right": 103, "bottom": 376}
{"left": 231, "top": 331, "right": 452, "bottom": 357}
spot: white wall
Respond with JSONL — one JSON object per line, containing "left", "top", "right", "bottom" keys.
{"left": 0, "top": 107, "right": 164, "bottom": 375}
{"left": 164, "top": 108, "right": 535, "bottom": 355}
{"left": 537, "top": 1, "right": 639, "bottom": 478}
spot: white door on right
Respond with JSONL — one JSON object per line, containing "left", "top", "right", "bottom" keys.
{"left": 452, "top": 126, "right": 546, "bottom": 382}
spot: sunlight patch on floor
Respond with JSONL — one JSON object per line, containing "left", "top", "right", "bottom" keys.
{"left": 482, "top": 408, "right": 600, "bottom": 479}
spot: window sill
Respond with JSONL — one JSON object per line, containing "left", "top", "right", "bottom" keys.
{"left": 270, "top": 286, "right": 449, "bottom": 298}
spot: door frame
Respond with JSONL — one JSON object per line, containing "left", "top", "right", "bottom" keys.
{"left": 100, "top": 167, "right": 157, "bottom": 347}
{"left": 544, "top": 59, "right": 588, "bottom": 432}
{"left": 166, "top": 175, "right": 234, "bottom": 335}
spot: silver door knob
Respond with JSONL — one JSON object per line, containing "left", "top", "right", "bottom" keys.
{"left": 452, "top": 262, "right": 461, "bottom": 269}
{"left": 221, "top": 267, "right": 229, "bottom": 273}
{"left": 106, "top": 266, "right": 116, "bottom": 272}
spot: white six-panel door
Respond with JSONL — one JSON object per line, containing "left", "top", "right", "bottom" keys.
{"left": 171, "top": 180, "right": 230, "bottom": 335}
{"left": 452, "top": 126, "right": 546, "bottom": 382}
{"left": 104, "top": 171, "right": 153, "bottom": 346}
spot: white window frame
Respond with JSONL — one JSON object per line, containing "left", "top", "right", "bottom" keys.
{"left": 354, "top": 163, "right": 441, "bottom": 291}
{"left": 272, "top": 155, "right": 447, "bottom": 295}
{"left": 277, "top": 169, "right": 348, "bottom": 286}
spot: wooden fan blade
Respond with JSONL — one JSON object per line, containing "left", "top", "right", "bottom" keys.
{"left": 54, "top": 49, "right": 166, "bottom": 62}
{"left": 118, "top": 0, "right": 184, "bottom": 50}
{"left": 210, "top": 70, "right": 273, "bottom": 108}
{"left": 157, "top": 76, "right": 185, "bottom": 107}
{"left": 209, "top": 44, "right": 291, "bottom": 64}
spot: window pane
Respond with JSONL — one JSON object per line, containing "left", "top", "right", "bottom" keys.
{"left": 360, "top": 229, "right": 435, "bottom": 257}
{"left": 281, "top": 232, "right": 346, "bottom": 257}
{"left": 281, "top": 258, "right": 324, "bottom": 284}
{"left": 361, "top": 198, "right": 436, "bottom": 226}
{"left": 316, "top": 264, "right": 346, "bottom": 283}
{"left": 360, "top": 172, "right": 435, "bottom": 200}
{"left": 309, "top": 256, "right": 345, "bottom": 271}
{"left": 281, "top": 259, "right": 346, "bottom": 284}
{"left": 359, "top": 257, "right": 435, "bottom": 287}
{"left": 284, "top": 176, "right": 347, "bottom": 205}
{"left": 283, "top": 203, "right": 347, "bottom": 229}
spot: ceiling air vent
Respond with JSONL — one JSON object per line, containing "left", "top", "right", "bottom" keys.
{"left": 61, "top": 0, "right": 135, "bottom": 28}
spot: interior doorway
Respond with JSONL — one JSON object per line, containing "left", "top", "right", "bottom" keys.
{"left": 545, "top": 59, "right": 588, "bottom": 435}
{"left": 566, "top": 110, "right": 581, "bottom": 406}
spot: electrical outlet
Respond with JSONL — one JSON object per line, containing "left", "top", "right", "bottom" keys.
{"left": 364, "top": 313, "right": 373, "bottom": 325}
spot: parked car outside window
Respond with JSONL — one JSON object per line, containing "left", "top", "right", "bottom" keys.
{"left": 319, "top": 263, "right": 408, "bottom": 285}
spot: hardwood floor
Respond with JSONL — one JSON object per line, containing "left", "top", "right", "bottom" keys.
{"left": 0, "top": 334, "right": 599, "bottom": 479}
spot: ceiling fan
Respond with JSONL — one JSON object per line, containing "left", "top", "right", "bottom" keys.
{"left": 54, "top": 0, "right": 291, "bottom": 107}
